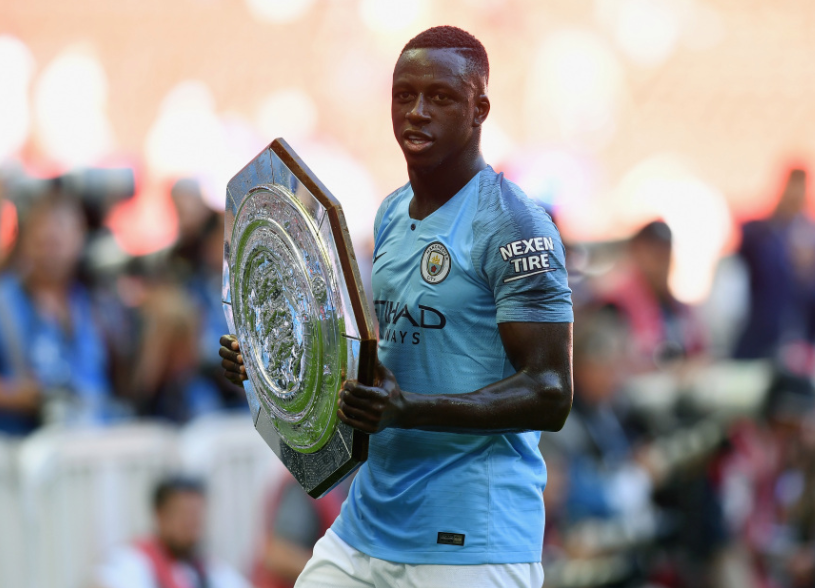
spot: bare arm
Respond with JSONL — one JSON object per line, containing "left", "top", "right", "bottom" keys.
{"left": 0, "top": 378, "right": 40, "bottom": 413}
{"left": 338, "top": 321, "right": 573, "bottom": 434}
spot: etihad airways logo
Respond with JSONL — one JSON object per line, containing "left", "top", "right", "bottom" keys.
{"left": 499, "top": 236, "right": 557, "bottom": 283}
{"left": 374, "top": 299, "right": 446, "bottom": 345}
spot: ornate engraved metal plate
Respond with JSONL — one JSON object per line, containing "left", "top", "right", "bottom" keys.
{"left": 223, "top": 139, "right": 376, "bottom": 498}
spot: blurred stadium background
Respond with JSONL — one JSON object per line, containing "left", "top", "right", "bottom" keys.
{"left": 2, "top": 0, "right": 815, "bottom": 587}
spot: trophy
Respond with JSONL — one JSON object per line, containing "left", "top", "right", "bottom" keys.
{"left": 222, "top": 139, "right": 377, "bottom": 498}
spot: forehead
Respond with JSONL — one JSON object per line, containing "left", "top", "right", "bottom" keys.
{"left": 393, "top": 48, "right": 475, "bottom": 88}
{"left": 25, "top": 200, "right": 82, "bottom": 230}
{"left": 160, "top": 490, "right": 205, "bottom": 510}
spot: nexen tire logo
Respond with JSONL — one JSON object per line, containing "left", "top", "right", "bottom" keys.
{"left": 499, "top": 236, "right": 557, "bottom": 283}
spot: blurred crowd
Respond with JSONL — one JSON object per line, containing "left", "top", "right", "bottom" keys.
{"left": 540, "top": 168, "right": 815, "bottom": 588}
{"left": 0, "top": 172, "right": 247, "bottom": 435}
{"left": 1, "top": 165, "right": 815, "bottom": 588}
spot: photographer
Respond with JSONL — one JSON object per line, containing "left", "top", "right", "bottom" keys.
{"left": 0, "top": 189, "right": 112, "bottom": 434}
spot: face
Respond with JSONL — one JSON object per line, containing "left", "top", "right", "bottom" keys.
{"left": 631, "top": 239, "right": 672, "bottom": 297}
{"left": 155, "top": 491, "right": 206, "bottom": 560}
{"left": 391, "top": 48, "right": 489, "bottom": 172}
{"left": 172, "top": 187, "right": 209, "bottom": 242}
{"left": 20, "top": 201, "right": 85, "bottom": 285}
{"left": 777, "top": 172, "right": 807, "bottom": 220}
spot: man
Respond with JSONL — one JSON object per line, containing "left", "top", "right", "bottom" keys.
{"left": 221, "top": 26, "right": 573, "bottom": 587}
{"left": 0, "top": 190, "right": 112, "bottom": 434}
{"left": 595, "top": 220, "right": 706, "bottom": 371}
{"left": 94, "top": 476, "right": 250, "bottom": 588}
{"left": 734, "top": 168, "right": 815, "bottom": 364}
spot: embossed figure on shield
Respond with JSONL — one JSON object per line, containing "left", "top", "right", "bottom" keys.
{"left": 223, "top": 138, "right": 376, "bottom": 498}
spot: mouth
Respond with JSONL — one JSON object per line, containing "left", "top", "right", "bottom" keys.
{"left": 402, "top": 130, "right": 434, "bottom": 154}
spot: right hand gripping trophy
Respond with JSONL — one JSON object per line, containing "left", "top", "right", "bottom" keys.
{"left": 222, "top": 139, "right": 376, "bottom": 498}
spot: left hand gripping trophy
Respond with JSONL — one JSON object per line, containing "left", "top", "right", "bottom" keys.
{"left": 222, "top": 139, "right": 376, "bottom": 498}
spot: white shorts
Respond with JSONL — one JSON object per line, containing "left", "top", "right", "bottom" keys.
{"left": 294, "top": 529, "right": 544, "bottom": 588}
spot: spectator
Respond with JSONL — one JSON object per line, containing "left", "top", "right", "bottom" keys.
{"left": 251, "top": 473, "right": 343, "bottom": 588}
{"left": 718, "top": 372, "right": 815, "bottom": 588}
{"left": 0, "top": 190, "right": 112, "bottom": 435}
{"left": 125, "top": 180, "right": 239, "bottom": 422}
{"left": 186, "top": 212, "right": 246, "bottom": 411}
{"left": 94, "top": 475, "right": 250, "bottom": 588}
{"left": 168, "top": 178, "right": 216, "bottom": 281}
{"left": 129, "top": 283, "right": 221, "bottom": 423}
{"left": 594, "top": 220, "right": 707, "bottom": 372}
{"left": 547, "top": 313, "right": 655, "bottom": 531}
{"left": 734, "top": 168, "right": 815, "bottom": 370}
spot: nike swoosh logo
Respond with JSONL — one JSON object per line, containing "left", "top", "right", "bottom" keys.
{"left": 373, "top": 252, "right": 387, "bottom": 264}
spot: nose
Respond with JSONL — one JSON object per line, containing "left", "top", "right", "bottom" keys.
{"left": 406, "top": 94, "right": 431, "bottom": 124}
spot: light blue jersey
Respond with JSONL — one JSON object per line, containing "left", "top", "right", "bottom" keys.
{"left": 331, "top": 167, "right": 573, "bottom": 565}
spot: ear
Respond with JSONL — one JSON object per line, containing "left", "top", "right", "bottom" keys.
{"left": 472, "top": 93, "right": 490, "bottom": 127}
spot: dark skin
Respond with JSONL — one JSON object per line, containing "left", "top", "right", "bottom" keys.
{"left": 391, "top": 48, "right": 489, "bottom": 219}
{"left": 220, "top": 47, "right": 573, "bottom": 435}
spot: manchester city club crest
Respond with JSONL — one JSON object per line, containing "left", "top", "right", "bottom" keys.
{"left": 421, "top": 242, "right": 451, "bottom": 284}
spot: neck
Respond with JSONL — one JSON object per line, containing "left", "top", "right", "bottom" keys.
{"left": 23, "top": 272, "right": 70, "bottom": 298}
{"left": 159, "top": 537, "right": 196, "bottom": 562}
{"left": 407, "top": 150, "right": 487, "bottom": 220}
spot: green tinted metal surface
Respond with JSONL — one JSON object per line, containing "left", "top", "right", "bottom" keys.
{"left": 231, "top": 186, "right": 339, "bottom": 453}
{"left": 223, "top": 139, "right": 375, "bottom": 497}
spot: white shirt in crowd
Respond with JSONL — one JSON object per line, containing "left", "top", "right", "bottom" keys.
{"left": 95, "top": 544, "right": 251, "bottom": 588}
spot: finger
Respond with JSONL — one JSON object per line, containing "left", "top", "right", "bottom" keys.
{"left": 338, "top": 409, "right": 376, "bottom": 434}
{"left": 218, "top": 347, "right": 243, "bottom": 364}
{"left": 338, "top": 392, "right": 382, "bottom": 418}
{"left": 220, "top": 334, "right": 237, "bottom": 348}
{"left": 341, "top": 381, "right": 387, "bottom": 400}
{"left": 221, "top": 359, "right": 246, "bottom": 375}
{"left": 225, "top": 373, "right": 247, "bottom": 385}
{"left": 339, "top": 389, "right": 380, "bottom": 411}
{"left": 225, "top": 366, "right": 247, "bottom": 380}
{"left": 338, "top": 402, "right": 379, "bottom": 425}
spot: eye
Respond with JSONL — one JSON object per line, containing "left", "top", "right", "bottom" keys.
{"left": 432, "top": 92, "right": 451, "bottom": 103}
{"left": 393, "top": 91, "right": 413, "bottom": 102}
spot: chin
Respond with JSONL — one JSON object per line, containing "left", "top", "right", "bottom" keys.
{"left": 164, "top": 541, "right": 199, "bottom": 561}
{"left": 402, "top": 152, "right": 444, "bottom": 174}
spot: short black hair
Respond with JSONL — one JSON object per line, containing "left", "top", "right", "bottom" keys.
{"left": 152, "top": 475, "right": 205, "bottom": 511}
{"left": 632, "top": 220, "right": 672, "bottom": 246}
{"left": 401, "top": 26, "right": 489, "bottom": 86}
{"left": 789, "top": 168, "right": 807, "bottom": 181}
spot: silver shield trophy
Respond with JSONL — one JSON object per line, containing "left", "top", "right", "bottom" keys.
{"left": 222, "top": 138, "right": 377, "bottom": 498}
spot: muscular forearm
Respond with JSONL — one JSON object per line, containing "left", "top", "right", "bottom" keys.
{"left": 399, "top": 369, "right": 572, "bottom": 434}
{"left": 332, "top": 323, "right": 573, "bottom": 436}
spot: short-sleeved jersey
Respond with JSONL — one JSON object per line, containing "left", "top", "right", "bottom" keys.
{"left": 331, "top": 167, "right": 573, "bottom": 565}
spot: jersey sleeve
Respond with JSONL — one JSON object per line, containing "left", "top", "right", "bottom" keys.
{"left": 472, "top": 176, "right": 573, "bottom": 324}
